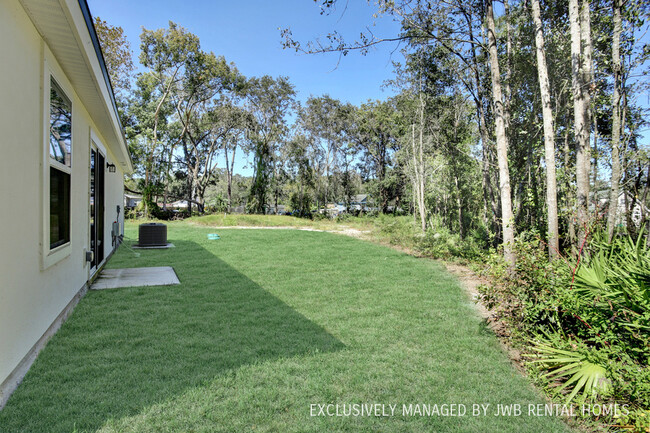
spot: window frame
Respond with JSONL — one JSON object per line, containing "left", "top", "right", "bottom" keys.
{"left": 42, "top": 54, "right": 74, "bottom": 269}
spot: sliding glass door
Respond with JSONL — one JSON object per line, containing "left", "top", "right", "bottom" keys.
{"left": 90, "top": 146, "right": 105, "bottom": 271}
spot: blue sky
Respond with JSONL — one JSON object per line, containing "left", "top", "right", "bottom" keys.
{"left": 86, "top": 0, "right": 405, "bottom": 175}
{"left": 87, "top": 0, "right": 405, "bottom": 106}
{"left": 87, "top": 1, "right": 648, "bottom": 178}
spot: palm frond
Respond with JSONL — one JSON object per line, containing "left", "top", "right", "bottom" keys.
{"left": 529, "top": 341, "right": 610, "bottom": 403}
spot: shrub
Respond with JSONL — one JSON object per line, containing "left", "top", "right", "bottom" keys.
{"left": 571, "top": 231, "right": 650, "bottom": 363}
{"left": 479, "top": 229, "right": 650, "bottom": 431}
{"left": 370, "top": 214, "right": 487, "bottom": 260}
{"left": 478, "top": 234, "right": 571, "bottom": 337}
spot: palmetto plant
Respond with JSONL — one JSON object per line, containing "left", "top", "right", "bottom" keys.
{"left": 529, "top": 341, "right": 611, "bottom": 403}
{"left": 572, "top": 231, "right": 650, "bottom": 341}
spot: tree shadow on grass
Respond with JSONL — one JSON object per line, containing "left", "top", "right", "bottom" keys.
{"left": 0, "top": 240, "right": 344, "bottom": 433}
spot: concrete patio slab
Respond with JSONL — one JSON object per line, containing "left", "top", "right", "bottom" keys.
{"left": 91, "top": 267, "right": 180, "bottom": 290}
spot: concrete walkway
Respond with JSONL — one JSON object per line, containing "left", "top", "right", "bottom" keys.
{"left": 91, "top": 267, "right": 180, "bottom": 290}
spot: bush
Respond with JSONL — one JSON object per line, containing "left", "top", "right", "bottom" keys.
{"left": 478, "top": 233, "right": 570, "bottom": 337}
{"left": 479, "top": 229, "right": 650, "bottom": 431}
{"left": 416, "top": 230, "right": 484, "bottom": 260}
{"left": 311, "top": 211, "right": 330, "bottom": 221}
{"left": 571, "top": 231, "right": 650, "bottom": 363}
{"left": 375, "top": 215, "right": 417, "bottom": 247}
{"left": 370, "top": 214, "right": 487, "bottom": 260}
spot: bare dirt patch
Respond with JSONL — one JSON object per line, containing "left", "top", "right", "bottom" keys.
{"left": 191, "top": 225, "right": 323, "bottom": 231}
{"left": 441, "top": 262, "right": 491, "bottom": 320}
{"left": 327, "top": 227, "right": 372, "bottom": 239}
{"left": 194, "top": 224, "right": 373, "bottom": 238}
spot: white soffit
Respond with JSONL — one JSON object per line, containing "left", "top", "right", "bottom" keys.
{"left": 19, "top": 0, "right": 133, "bottom": 173}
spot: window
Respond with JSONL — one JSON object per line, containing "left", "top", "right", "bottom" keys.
{"left": 49, "top": 79, "right": 72, "bottom": 166}
{"left": 48, "top": 77, "right": 72, "bottom": 250}
{"left": 50, "top": 167, "right": 70, "bottom": 248}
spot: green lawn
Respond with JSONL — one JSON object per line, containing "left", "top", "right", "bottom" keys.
{"left": 187, "top": 213, "right": 376, "bottom": 231}
{"left": 188, "top": 213, "right": 326, "bottom": 227}
{"left": 0, "top": 222, "right": 571, "bottom": 432}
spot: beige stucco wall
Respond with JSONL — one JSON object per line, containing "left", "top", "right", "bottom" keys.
{"left": 0, "top": 0, "right": 125, "bottom": 388}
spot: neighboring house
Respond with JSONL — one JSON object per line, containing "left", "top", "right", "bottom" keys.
{"left": 0, "top": 0, "right": 133, "bottom": 407}
{"left": 124, "top": 193, "right": 142, "bottom": 209}
{"left": 333, "top": 204, "right": 347, "bottom": 214}
{"left": 351, "top": 194, "right": 370, "bottom": 208}
{"left": 265, "top": 204, "right": 287, "bottom": 215}
{"left": 598, "top": 191, "right": 649, "bottom": 228}
{"left": 338, "top": 194, "right": 375, "bottom": 212}
{"left": 320, "top": 203, "right": 345, "bottom": 216}
{"left": 169, "top": 200, "right": 189, "bottom": 210}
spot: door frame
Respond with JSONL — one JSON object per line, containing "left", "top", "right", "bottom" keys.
{"left": 89, "top": 130, "right": 107, "bottom": 275}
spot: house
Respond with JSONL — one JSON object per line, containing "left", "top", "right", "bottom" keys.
{"left": 0, "top": 0, "right": 133, "bottom": 407}
{"left": 169, "top": 199, "right": 189, "bottom": 210}
{"left": 598, "top": 191, "right": 649, "bottom": 228}
{"left": 265, "top": 204, "right": 287, "bottom": 215}
{"left": 319, "top": 203, "right": 345, "bottom": 216}
{"left": 351, "top": 194, "right": 370, "bottom": 207}
{"left": 337, "top": 194, "right": 375, "bottom": 212}
{"left": 124, "top": 192, "right": 142, "bottom": 209}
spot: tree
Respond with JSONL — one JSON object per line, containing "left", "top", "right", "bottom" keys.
{"left": 391, "top": 44, "right": 455, "bottom": 233}
{"left": 177, "top": 101, "right": 245, "bottom": 213}
{"left": 94, "top": 17, "right": 134, "bottom": 98}
{"left": 171, "top": 48, "right": 244, "bottom": 214}
{"left": 569, "top": 0, "right": 592, "bottom": 244}
{"left": 485, "top": 0, "right": 516, "bottom": 265}
{"left": 352, "top": 99, "right": 402, "bottom": 213}
{"left": 222, "top": 115, "right": 253, "bottom": 212}
{"left": 408, "top": 91, "right": 429, "bottom": 233}
{"left": 137, "top": 22, "right": 201, "bottom": 215}
{"left": 246, "top": 76, "right": 296, "bottom": 214}
{"left": 127, "top": 71, "right": 176, "bottom": 211}
{"left": 299, "top": 95, "right": 351, "bottom": 208}
{"left": 283, "top": 0, "right": 516, "bottom": 261}
{"left": 607, "top": 0, "right": 623, "bottom": 240}
{"left": 286, "top": 133, "right": 316, "bottom": 216}
{"left": 530, "top": 0, "right": 559, "bottom": 258}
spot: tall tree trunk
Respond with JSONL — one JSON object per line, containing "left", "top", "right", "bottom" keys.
{"left": 607, "top": 0, "right": 623, "bottom": 240}
{"left": 641, "top": 166, "right": 650, "bottom": 247}
{"left": 504, "top": 0, "right": 513, "bottom": 135}
{"left": 486, "top": 0, "right": 516, "bottom": 266}
{"left": 412, "top": 181, "right": 417, "bottom": 226}
{"left": 324, "top": 146, "right": 330, "bottom": 206}
{"left": 187, "top": 179, "right": 193, "bottom": 216}
{"left": 563, "top": 128, "right": 577, "bottom": 246}
{"left": 592, "top": 117, "right": 599, "bottom": 192}
{"left": 581, "top": 0, "right": 594, "bottom": 201}
{"left": 225, "top": 141, "right": 236, "bottom": 213}
{"left": 570, "top": 0, "right": 592, "bottom": 244}
{"left": 454, "top": 173, "right": 464, "bottom": 239}
{"left": 195, "top": 187, "right": 205, "bottom": 214}
{"left": 412, "top": 91, "right": 427, "bottom": 233}
{"left": 418, "top": 127, "right": 426, "bottom": 233}
{"left": 531, "top": 0, "right": 559, "bottom": 258}
{"left": 411, "top": 123, "right": 427, "bottom": 233}
{"left": 464, "top": 9, "right": 496, "bottom": 231}
{"left": 162, "top": 143, "right": 176, "bottom": 211}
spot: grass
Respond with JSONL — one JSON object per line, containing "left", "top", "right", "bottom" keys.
{"left": 187, "top": 213, "right": 377, "bottom": 232}
{"left": 0, "top": 222, "right": 571, "bottom": 432}
{"left": 188, "top": 213, "right": 320, "bottom": 227}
